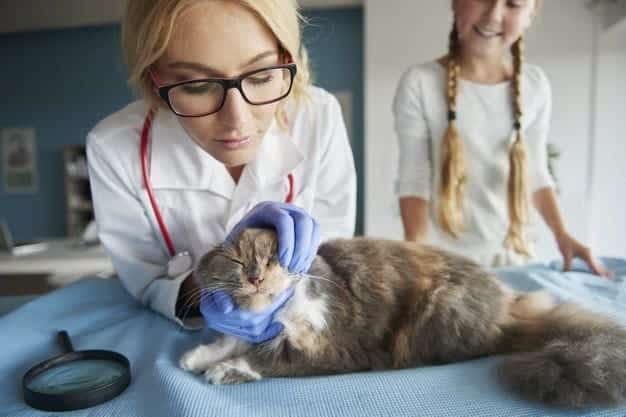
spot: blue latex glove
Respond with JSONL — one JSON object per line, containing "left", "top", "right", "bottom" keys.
{"left": 226, "top": 202, "right": 321, "bottom": 274}
{"left": 200, "top": 286, "right": 295, "bottom": 343}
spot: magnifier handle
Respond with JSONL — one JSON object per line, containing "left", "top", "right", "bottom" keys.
{"left": 58, "top": 330, "right": 75, "bottom": 353}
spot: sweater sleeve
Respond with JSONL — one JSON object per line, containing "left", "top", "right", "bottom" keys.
{"left": 525, "top": 67, "right": 556, "bottom": 192}
{"left": 87, "top": 135, "right": 194, "bottom": 328}
{"left": 393, "top": 67, "right": 433, "bottom": 200}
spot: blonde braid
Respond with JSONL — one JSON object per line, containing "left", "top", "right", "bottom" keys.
{"left": 438, "top": 25, "right": 466, "bottom": 237}
{"left": 505, "top": 37, "right": 531, "bottom": 255}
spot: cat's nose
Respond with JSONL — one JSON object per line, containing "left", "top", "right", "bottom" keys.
{"left": 247, "top": 275, "right": 264, "bottom": 285}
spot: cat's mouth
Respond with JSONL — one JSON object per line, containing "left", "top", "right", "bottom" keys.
{"left": 238, "top": 276, "right": 294, "bottom": 309}
{"left": 245, "top": 282, "right": 267, "bottom": 294}
{"left": 250, "top": 287, "right": 265, "bottom": 294}
{"left": 235, "top": 288, "right": 276, "bottom": 311}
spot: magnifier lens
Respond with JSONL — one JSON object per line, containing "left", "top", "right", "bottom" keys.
{"left": 26, "top": 359, "right": 127, "bottom": 395}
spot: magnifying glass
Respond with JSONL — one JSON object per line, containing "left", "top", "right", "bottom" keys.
{"left": 22, "top": 330, "right": 131, "bottom": 411}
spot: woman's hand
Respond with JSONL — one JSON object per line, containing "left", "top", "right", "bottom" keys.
{"left": 555, "top": 231, "right": 611, "bottom": 277}
{"left": 226, "top": 202, "right": 321, "bottom": 274}
{"left": 199, "top": 287, "right": 295, "bottom": 343}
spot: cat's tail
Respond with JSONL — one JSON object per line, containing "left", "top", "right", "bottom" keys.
{"left": 498, "top": 293, "right": 626, "bottom": 408}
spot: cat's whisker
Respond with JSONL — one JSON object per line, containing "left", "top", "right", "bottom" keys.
{"left": 297, "top": 273, "right": 345, "bottom": 292}
{"left": 177, "top": 304, "right": 196, "bottom": 325}
{"left": 179, "top": 286, "right": 205, "bottom": 305}
{"left": 176, "top": 287, "right": 213, "bottom": 325}
{"left": 175, "top": 290, "right": 209, "bottom": 327}
{"left": 179, "top": 280, "right": 237, "bottom": 309}
{"left": 203, "top": 283, "right": 238, "bottom": 296}
{"left": 197, "top": 291, "right": 212, "bottom": 307}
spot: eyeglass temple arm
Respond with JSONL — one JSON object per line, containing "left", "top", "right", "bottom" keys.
{"left": 148, "top": 67, "right": 164, "bottom": 89}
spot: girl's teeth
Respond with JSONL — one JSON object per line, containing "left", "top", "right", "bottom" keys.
{"left": 476, "top": 27, "right": 500, "bottom": 37}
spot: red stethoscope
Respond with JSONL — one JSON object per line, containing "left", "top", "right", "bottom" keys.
{"left": 140, "top": 108, "right": 295, "bottom": 278}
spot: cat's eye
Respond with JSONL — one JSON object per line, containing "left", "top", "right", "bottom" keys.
{"left": 267, "top": 255, "right": 278, "bottom": 267}
{"left": 228, "top": 257, "right": 245, "bottom": 267}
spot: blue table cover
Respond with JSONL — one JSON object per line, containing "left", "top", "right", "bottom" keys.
{"left": 2, "top": 258, "right": 626, "bottom": 417}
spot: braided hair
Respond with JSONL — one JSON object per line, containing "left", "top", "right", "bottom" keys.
{"left": 438, "top": 25, "right": 530, "bottom": 255}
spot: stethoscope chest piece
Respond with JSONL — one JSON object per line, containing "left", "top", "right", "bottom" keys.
{"left": 167, "top": 251, "right": 193, "bottom": 278}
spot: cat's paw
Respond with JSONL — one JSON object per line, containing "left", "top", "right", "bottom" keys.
{"left": 204, "top": 359, "right": 262, "bottom": 385}
{"left": 180, "top": 346, "right": 212, "bottom": 374}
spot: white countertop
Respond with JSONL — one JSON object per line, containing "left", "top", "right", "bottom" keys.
{"left": 0, "top": 238, "right": 115, "bottom": 287}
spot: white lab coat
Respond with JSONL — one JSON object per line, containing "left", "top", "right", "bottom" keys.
{"left": 87, "top": 86, "right": 356, "bottom": 326}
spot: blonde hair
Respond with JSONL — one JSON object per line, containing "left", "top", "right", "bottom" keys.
{"left": 438, "top": 25, "right": 531, "bottom": 256}
{"left": 121, "top": 0, "right": 311, "bottom": 128}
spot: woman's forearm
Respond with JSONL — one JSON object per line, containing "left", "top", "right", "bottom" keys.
{"left": 532, "top": 187, "right": 567, "bottom": 238}
{"left": 399, "top": 197, "right": 430, "bottom": 243}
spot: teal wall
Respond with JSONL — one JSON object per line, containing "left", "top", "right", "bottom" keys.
{"left": 0, "top": 7, "right": 364, "bottom": 239}
{"left": 303, "top": 8, "right": 364, "bottom": 234}
{"left": 0, "top": 25, "right": 133, "bottom": 240}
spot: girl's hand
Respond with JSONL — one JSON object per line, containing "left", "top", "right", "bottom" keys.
{"left": 556, "top": 231, "right": 611, "bottom": 278}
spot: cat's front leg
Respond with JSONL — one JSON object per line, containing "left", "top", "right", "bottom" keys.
{"left": 180, "top": 335, "right": 248, "bottom": 374}
{"left": 204, "top": 357, "right": 262, "bottom": 385}
{"left": 204, "top": 338, "right": 329, "bottom": 384}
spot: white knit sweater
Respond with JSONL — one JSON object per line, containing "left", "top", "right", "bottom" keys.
{"left": 393, "top": 61, "right": 555, "bottom": 266}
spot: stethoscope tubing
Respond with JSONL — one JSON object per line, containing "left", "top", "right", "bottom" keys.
{"left": 140, "top": 108, "right": 295, "bottom": 259}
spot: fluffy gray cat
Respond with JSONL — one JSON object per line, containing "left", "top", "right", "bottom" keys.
{"left": 180, "top": 228, "right": 626, "bottom": 409}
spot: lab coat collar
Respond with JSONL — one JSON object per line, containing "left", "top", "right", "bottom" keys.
{"left": 149, "top": 109, "right": 304, "bottom": 199}
{"left": 224, "top": 118, "right": 304, "bottom": 233}
{"left": 150, "top": 109, "right": 233, "bottom": 198}
{"left": 245, "top": 118, "right": 304, "bottom": 190}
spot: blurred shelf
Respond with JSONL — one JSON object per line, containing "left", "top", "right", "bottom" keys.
{"left": 63, "top": 146, "right": 93, "bottom": 237}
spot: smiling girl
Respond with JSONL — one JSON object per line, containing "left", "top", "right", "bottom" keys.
{"left": 393, "top": 0, "right": 608, "bottom": 276}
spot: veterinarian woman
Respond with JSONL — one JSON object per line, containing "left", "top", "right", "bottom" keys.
{"left": 87, "top": 0, "right": 356, "bottom": 339}
{"left": 393, "top": 0, "right": 608, "bottom": 275}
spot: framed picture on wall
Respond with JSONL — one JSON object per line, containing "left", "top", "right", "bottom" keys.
{"left": 2, "top": 128, "right": 38, "bottom": 194}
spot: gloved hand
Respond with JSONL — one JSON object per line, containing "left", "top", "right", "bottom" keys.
{"left": 226, "top": 202, "right": 321, "bottom": 274}
{"left": 199, "top": 286, "right": 295, "bottom": 343}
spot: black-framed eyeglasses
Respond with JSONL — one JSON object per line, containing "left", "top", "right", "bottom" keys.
{"left": 155, "top": 63, "right": 297, "bottom": 118}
